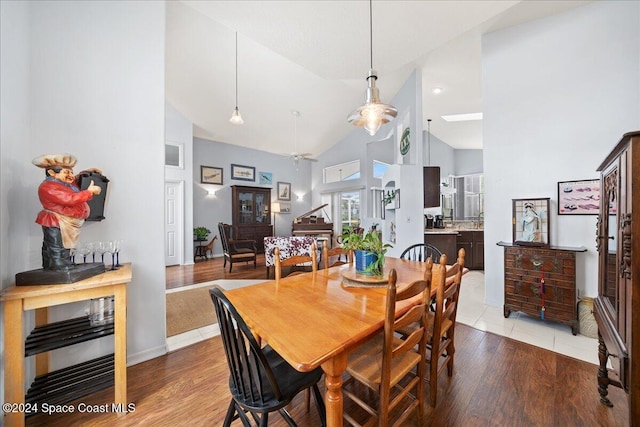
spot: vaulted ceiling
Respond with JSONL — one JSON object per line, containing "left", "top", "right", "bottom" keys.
{"left": 166, "top": 1, "right": 591, "bottom": 157}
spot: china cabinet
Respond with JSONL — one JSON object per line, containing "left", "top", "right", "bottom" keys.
{"left": 594, "top": 130, "right": 639, "bottom": 425}
{"left": 231, "top": 185, "right": 273, "bottom": 253}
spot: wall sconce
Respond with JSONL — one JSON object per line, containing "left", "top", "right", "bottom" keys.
{"left": 295, "top": 193, "right": 304, "bottom": 202}
{"left": 206, "top": 187, "right": 217, "bottom": 197}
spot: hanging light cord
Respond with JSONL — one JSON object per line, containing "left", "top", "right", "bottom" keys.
{"left": 369, "top": 0, "right": 373, "bottom": 70}
{"left": 234, "top": 32, "right": 239, "bottom": 107}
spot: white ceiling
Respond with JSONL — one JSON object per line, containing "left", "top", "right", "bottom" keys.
{"left": 166, "top": 1, "right": 591, "bottom": 157}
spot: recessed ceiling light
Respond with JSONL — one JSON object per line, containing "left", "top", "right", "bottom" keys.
{"left": 441, "top": 112, "right": 483, "bottom": 122}
{"left": 432, "top": 87, "right": 443, "bottom": 94}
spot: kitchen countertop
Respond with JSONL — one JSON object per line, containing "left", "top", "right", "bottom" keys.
{"left": 424, "top": 228, "right": 483, "bottom": 234}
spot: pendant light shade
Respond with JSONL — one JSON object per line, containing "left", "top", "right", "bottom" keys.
{"left": 230, "top": 32, "right": 244, "bottom": 125}
{"left": 347, "top": 0, "right": 397, "bottom": 135}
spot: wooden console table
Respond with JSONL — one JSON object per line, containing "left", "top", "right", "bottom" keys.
{"left": 0, "top": 264, "right": 132, "bottom": 427}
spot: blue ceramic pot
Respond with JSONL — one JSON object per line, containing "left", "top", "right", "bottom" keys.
{"left": 355, "top": 250, "right": 378, "bottom": 275}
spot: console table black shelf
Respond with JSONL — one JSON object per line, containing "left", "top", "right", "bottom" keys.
{"left": 25, "top": 315, "right": 114, "bottom": 356}
{"left": 25, "top": 354, "right": 114, "bottom": 416}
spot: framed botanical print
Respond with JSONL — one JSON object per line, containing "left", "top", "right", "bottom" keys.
{"left": 231, "top": 164, "right": 255, "bottom": 181}
{"left": 200, "top": 166, "right": 223, "bottom": 184}
{"left": 512, "top": 197, "right": 550, "bottom": 247}
{"left": 557, "top": 179, "right": 600, "bottom": 215}
{"left": 277, "top": 182, "right": 291, "bottom": 201}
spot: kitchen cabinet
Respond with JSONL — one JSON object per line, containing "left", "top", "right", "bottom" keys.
{"left": 423, "top": 166, "right": 440, "bottom": 208}
{"left": 231, "top": 185, "right": 273, "bottom": 253}
{"left": 457, "top": 231, "right": 484, "bottom": 270}
{"left": 594, "top": 130, "right": 639, "bottom": 425}
{"left": 424, "top": 232, "right": 458, "bottom": 260}
{"left": 498, "top": 242, "right": 585, "bottom": 335}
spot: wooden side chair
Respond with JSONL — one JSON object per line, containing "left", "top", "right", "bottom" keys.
{"left": 426, "top": 248, "right": 465, "bottom": 407}
{"left": 400, "top": 243, "right": 442, "bottom": 263}
{"left": 209, "top": 286, "right": 326, "bottom": 427}
{"left": 321, "top": 240, "right": 352, "bottom": 269}
{"left": 343, "top": 266, "right": 431, "bottom": 427}
{"left": 218, "top": 222, "right": 257, "bottom": 272}
{"left": 274, "top": 242, "right": 317, "bottom": 280}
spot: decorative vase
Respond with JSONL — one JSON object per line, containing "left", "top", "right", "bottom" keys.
{"left": 355, "top": 250, "right": 378, "bottom": 276}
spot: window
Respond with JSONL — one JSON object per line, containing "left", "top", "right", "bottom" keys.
{"left": 341, "top": 191, "right": 360, "bottom": 232}
{"left": 323, "top": 160, "right": 360, "bottom": 184}
{"left": 452, "top": 174, "right": 484, "bottom": 220}
{"left": 373, "top": 160, "right": 390, "bottom": 178}
{"left": 165, "top": 143, "right": 183, "bottom": 168}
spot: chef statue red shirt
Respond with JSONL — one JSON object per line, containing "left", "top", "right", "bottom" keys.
{"left": 32, "top": 153, "right": 102, "bottom": 270}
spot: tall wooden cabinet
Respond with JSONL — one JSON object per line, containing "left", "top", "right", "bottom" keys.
{"left": 594, "top": 130, "right": 639, "bottom": 425}
{"left": 231, "top": 185, "right": 273, "bottom": 253}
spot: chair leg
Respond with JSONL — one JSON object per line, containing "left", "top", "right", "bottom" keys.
{"left": 312, "top": 384, "right": 327, "bottom": 427}
{"left": 222, "top": 400, "right": 237, "bottom": 427}
{"left": 277, "top": 408, "right": 297, "bottom": 427}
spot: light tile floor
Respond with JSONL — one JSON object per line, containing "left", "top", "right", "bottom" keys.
{"left": 457, "top": 271, "right": 599, "bottom": 365}
{"left": 167, "top": 273, "right": 600, "bottom": 366}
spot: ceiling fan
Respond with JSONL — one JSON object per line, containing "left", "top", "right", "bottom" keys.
{"left": 285, "top": 111, "right": 317, "bottom": 167}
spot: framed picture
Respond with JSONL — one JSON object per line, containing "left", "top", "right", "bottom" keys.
{"left": 231, "top": 164, "right": 255, "bottom": 181}
{"left": 277, "top": 182, "right": 291, "bottom": 201}
{"left": 200, "top": 165, "right": 223, "bottom": 185}
{"left": 259, "top": 171, "right": 273, "bottom": 185}
{"left": 512, "top": 197, "right": 550, "bottom": 247}
{"left": 557, "top": 179, "right": 600, "bottom": 215}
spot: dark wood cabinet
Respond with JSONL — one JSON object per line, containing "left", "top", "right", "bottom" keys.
{"left": 594, "top": 131, "right": 639, "bottom": 425}
{"left": 498, "top": 242, "right": 586, "bottom": 335}
{"left": 231, "top": 186, "right": 273, "bottom": 253}
{"left": 423, "top": 166, "right": 440, "bottom": 208}
{"left": 457, "top": 231, "right": 484, "bottom": 270}
{"left": 424, "top": 232, "right": 457, "bottom": 260}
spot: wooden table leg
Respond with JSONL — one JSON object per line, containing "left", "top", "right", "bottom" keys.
{"left": 4, "top": 299, "right": 25, "bottom": 427}
{"left": 113, "top": 284, "right": 127, "bottom": 415}
{"left": 322, "top": 352, "right": 347, "bottom": 427}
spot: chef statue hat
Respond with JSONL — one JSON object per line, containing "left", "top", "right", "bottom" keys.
{"left": 32, "top": 153, "right": 77, "bottom": 169}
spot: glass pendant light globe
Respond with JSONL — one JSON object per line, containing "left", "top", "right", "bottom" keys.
{"left": 230, "top": 107, "right": 244, "bottom": 125}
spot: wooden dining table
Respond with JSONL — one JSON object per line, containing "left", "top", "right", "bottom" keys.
{"left": 224, "top": 256, "right": 448, "bottom": 427}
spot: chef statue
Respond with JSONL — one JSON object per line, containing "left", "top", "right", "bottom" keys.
{"left": 32, "top": 153, "right": 102, "bottom": 271}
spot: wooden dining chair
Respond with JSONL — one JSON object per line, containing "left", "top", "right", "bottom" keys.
{"left": 274, "top": 242, "right": 317, "bottom": 280}
{"left": 343, "top": 266, "right": 432, "bottom": 427}
{"left": 400, "top": 243, "right": 442, "bottom": 263}
{"left": 321, "top": 240, "right": 352, "bottom": 269}
{"left": 425, "top": 248, "right": 465, "bottom": 407}
{"left": 209, "top": 285, "right": 326, "bottom": 427}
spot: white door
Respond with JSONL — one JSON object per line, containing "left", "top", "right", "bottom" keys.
{"left": 165, "top": 181, "right": 184, "bottom": 266}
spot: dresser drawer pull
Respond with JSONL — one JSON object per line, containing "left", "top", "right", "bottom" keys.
{"left": 532, "top": 260, "right": 543, "bottom": 267}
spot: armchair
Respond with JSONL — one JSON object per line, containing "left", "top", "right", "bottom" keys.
{"left": 218, "top": 222, "right": 257, "bottom": 272}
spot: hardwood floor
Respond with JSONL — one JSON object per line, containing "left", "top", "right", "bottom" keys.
{"left": 166, "top": 254, "right": 269, "bottom": 289}
{"left": 26, "top": 256, "right": 630, "bottom": 426}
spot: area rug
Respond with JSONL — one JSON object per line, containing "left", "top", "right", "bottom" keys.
{"left": 166, "top": 280, "right": 265, "bottom": 337}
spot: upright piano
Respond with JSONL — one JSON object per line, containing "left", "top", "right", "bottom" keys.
{"left": 292, "top": 204, "right": 334, "bottom": 245}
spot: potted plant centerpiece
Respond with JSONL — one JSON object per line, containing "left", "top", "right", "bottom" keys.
{"left": 342, "top": 228, "right": 391, "bottom": 276}
{"left": 193, "top": 226, "right": 211, "bottom": 241}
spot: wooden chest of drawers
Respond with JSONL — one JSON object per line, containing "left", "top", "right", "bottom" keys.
{"left": 498, "top": 242, "right": 586, "bottom": 335}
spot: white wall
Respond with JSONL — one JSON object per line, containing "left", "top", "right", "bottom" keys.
{"left": 482, "top": 1, "right": 640, "bottom": 306}
{"left": 0, "top": 0, "right": 167, "bottom": 391}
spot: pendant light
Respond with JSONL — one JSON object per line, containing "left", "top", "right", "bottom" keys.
{"left": 347, "top": 0, "right": 397, "bottom": 136}
{"left": 229, "top": 32, "right": 244, "bottom": 125}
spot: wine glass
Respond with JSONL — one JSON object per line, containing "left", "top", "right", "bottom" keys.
{"left": 93, "top": 241, "right": 106, "bottom": 264}
{"left": 105, "top": 240, "right": 118, "bottom": 270}
{"left": 114, "top": 240, "right": 123, "bottom": 267}
{"left": 77, "top": 243, "right": 91, "bottom": 263}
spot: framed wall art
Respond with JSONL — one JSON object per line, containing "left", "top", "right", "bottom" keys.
{"left": 512, "top": 197, "right": 550, "bottom": 247}
{"left": 231, "top": 164, "right": 255, "bottom": 181}
{"left": 277, "top": 182, "right": 291, "bottom": 201}
{"left": 557, "top": 179, "right": 600, "bottom": 215}
{"left": 259, "top": 171, "right": 273, "bottom": 185}
{"left": 200, "top": 165, "right": 223, "bottom": 185}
